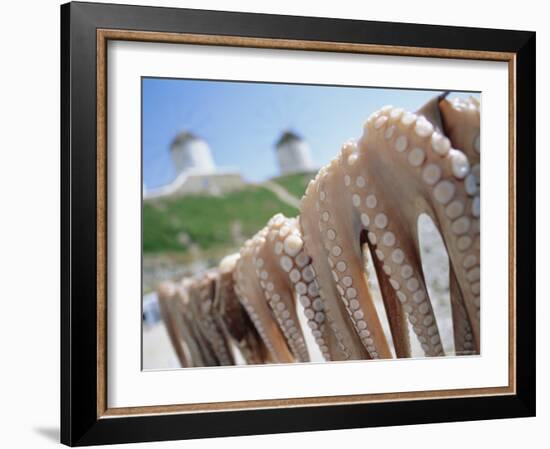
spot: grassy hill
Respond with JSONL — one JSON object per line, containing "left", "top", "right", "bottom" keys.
{"left": 143, "top": 185, "right": 299, "bottom": 255}
{"left": 270, "top": 171, "right": 316, "bottom": 199}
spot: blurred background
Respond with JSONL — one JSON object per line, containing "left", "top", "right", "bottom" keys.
{"left": 141, "top": 78, "right": 478, "bottom": 369}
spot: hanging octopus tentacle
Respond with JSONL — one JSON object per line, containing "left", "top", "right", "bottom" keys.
{"left": 358, "top": 96, "right": 480, "bottom": 353}
{"left": 186, "top": 272, "right": 235, "bottom": 366}
{"left": 301, "top": 153, "right": 394, "bottom": 360}
{"left": 213, "top": 254, "right": 269, "bottom": 365}
{"left": 173, "top": 279, "right": 211, "bottom": 367}
{"left": 157, "top": 281, "right": 194, "bottom": 367}
{"left": 233, "top": 215, "right": 312, "bottom": 363}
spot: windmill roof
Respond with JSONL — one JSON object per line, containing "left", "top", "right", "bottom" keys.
{"left": 275, "top": 130, "right": 302, "bottom": 148}
{"left": 171, "top": 130, "right": 200, "bottom": 148}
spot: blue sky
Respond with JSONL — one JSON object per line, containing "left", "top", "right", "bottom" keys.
{"left": 142, "top": 78, "right": 478, "bottom": 188}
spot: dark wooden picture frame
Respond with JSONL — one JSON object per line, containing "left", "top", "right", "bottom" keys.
{"left": 61, "top": 1, "right": 535, "bottom": 446}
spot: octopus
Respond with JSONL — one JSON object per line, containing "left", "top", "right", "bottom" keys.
{"left": 157, "top": 92, "right": 481, "bottom": 366}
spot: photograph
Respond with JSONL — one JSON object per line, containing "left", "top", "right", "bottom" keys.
{"left": 141, "top": 79, "right": 481, "bottom": 369}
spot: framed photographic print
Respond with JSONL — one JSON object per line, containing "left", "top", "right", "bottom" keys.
{"left": 60, "top": 1, "right": 536, "bottom": 446}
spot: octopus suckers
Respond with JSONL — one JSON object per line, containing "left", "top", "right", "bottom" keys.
{"left": 418, "top": 302, "right": 430, "bottom": 314}
{"left": 412, "top": 290, "right": 426, "bottom": 304}
{"left": 414, "top": 117, "right": 434, "bottom": 137}
{"left": 289, "top": 269, "right": 301, "bottom": 283}
{"left": 389, "top": 278, "right": 400, "bottom": 290}
{"left": 336, "top": 261, "right": 347, "bottom": 272}
{"left": 445, "top": 200, "right": 464, "bottom": 219}
{"left": 451, "top": 216, "right": 471, "bottom": 235}
{"left": 390, "top": 107, "right": 404, "bottom": 120}
{"left": 296, "top": 252, "right": 309, "bottom": 267}
{"left": 382, "top": 231, "right": 395, "bottom": 247}
{"left": 457, "top": 235, "right": 473, "bottom": 251}
{"left": 374, "top": 213, "right": 388, "bottom": 229}
{"left": 465, "top": 173, "right": 479, "bottom": 196}
{"left": 397, "top": 291, "right": 407, "bottom": 303}
{"left": 450, "top": 150, "right": 471, "bottom": 179}
{"left": 463, "top": 254, "right": 477, "bottom": 269}
{"left": 406, "top": 278, "right": 420, "bottom": 292}
{"left": 347, "top": 153, "right": 358, "bottom": 166}
{"left": 472, "top": 196, "right": 480, "bottom": 217}
{"left": 433, "top": 180, "right": 456, "bottom": 205}
{"left": 395, "top": 135, "right": 408, "bottom": 153}
{"left": 391, "top": 248, "right": 405, "bottom": 264}
{"left": 473, "top": 134, "right": 480, "bottom": 153}
{"left": 368, "top": 231, "right": 377, "bottom": 245}
{"left": 423, "top": 316, "right": 434, "bottom": 327}
{"left": 282, "top": 234, "right": 303, "bottom": 259}
{"left": 408, "top": 147, "right": 426, "bottom": 167}
{"left": 366, "top": 194, "right": 378, "bottom": 209}
{"left": 422, "top": 163, "right": 442, "bottom": 185}
{"left": 401, "top": 112, "right": 417, "bottom": 127}
{"left": 431, "top": 132, "right": 451, "bottom": 156}
{"left": 280, "top": 255, "right": 293, "bottom": 272}
{"left": 401, "top": 265, "right": 413, "bottom": 279}
{"left": 296, "top": 282, "right": 307, "bottom": 295}
{"left": 374, "top": 115, "right": 388, "bottom": 129}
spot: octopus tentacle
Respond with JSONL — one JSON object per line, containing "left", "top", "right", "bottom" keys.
{"left": 353, "top": 112, "right": 445, "bottom": 356}
{"left": 449, "top": 269, "right": 477, "bottom": 355}
{"left": 157, "top": 281, "right": 194, "bottom": 367}
{"left": 257, "top": 215, "right": 310, "bottom": 361}
{"left": 233, "top": 229, "right": 296, "bottom": 363}
{"left": 440, "top": 96, "right": 481, "bottom": 165}
{"left": 299, "top": 182, "right": 371, "bottom": 361}
{"left": 175, "top": 279, "right": 214, "bottom": 366}
{"left": 439, "top": 95, "right": 481, "bottom": 352}
{"left": 364, "top": 238, "right": 411, "bottom": 358}
{"left": 301, "top": 150, "right": 394, "bottom": 360}
{"left": 213, "top": 254, "right": 268, "bottom": 365}
{"left": 347, "top": 134, "right": 444, "bottom": 357}
{"left": 360, "top": 97, "right": 480, "bottom": 353}
{"left": 420, "top": 95, "right": 480, "bottom": 354}
{"left": 186, "top": 272, "right": 235, "bottom": 365}
{"left": 234, "top": 215, "right": 312, "bottom": 363}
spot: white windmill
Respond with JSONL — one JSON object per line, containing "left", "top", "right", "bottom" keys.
{"left": 144, "top": 129, "right": 244, "bottom": 200}
{"left": 275, "top": 130, "right": 314, "bottom": 175}
{"left": 170, "top": 131, "right": 216, "bottom": 175}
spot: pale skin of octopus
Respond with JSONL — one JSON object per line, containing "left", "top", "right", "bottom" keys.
{"left": 158, "top": 93, "right": 481, "bottom": 366}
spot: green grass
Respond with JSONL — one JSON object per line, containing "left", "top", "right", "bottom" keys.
{"left": 143, "top": 186, "right": 298, "bottom": 254}
{"left": 271, "top": 171, "right": 316, "bottom": 199}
